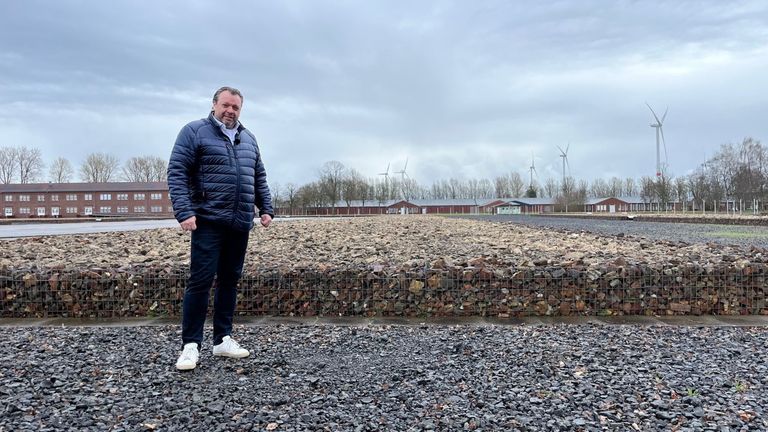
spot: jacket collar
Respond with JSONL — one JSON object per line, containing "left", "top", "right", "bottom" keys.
{"left": 207, "top": 112, "right": 246, "bottom": 143}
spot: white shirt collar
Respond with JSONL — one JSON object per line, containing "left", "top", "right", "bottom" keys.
{"left": 211, "top": 115, "right": 240, "bottom": 143}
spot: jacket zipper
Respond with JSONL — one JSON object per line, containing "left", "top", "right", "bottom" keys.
{"left": 230, "top": 141, "right": 241, "bottom": 226}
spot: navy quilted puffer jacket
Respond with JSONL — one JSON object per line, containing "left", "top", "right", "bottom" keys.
{"left": 167, "top": 113, "right": 273, "bottom": 232}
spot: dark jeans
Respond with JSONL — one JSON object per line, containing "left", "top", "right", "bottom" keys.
{"left": 182, "top": 218, "right": 249, "bottom": 347}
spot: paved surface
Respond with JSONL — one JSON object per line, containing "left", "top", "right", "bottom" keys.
{"left": 465, "top": 214, "right": 768, "bottom": 248}
{"left": 0, "top": 217, "right": 308, "bottom": 239}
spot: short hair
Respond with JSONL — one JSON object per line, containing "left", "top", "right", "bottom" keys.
{"left": 213, "top": 86, "right": 243, "bottom": 104}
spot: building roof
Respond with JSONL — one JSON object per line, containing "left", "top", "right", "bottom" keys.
{"left": 0, "top": 182, "right": 169, "bottom": 193}
{"left": 509, "top": 197, "right": 557, "bottom": 205}
{"left": 331, "top": 198, "right": 504, "bottom": 208}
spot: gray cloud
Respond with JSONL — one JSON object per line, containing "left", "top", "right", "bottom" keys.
{"left": 0, "top": 0, "right": 766, "bottom": 186}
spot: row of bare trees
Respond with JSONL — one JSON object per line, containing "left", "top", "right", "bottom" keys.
{"left": 0, "top": 146, "right": 167, "bottom": 184}
{"left": 271, "top": 137, "right": 766, "bottom": 213}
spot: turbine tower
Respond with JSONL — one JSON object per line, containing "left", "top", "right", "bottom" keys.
{"left": 557, "top": 144, "right": 571, "bottom": 212}
{"left": 528, "top": 153, "right": 537, "bottom": 189}
{"left": 646, "top": 103, "right": 669, "bottom": 177}
{"left": 395, "top": 158, "right": 410, "bottom": 200}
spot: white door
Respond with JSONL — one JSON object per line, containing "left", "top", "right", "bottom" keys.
{"left": 37, "top": 207, "right": 46, "bottom": 217}
{"left": 609, "top": 205, "right": 616, "bottom": 213}
{"left": 84, "top": 207, "right": 93, "bottom": 216}
{"left": 4, "top": 208, "right": 11, "bottom": 217}
{"left": 51, "top": 207, "right": 60, "bottom": 216}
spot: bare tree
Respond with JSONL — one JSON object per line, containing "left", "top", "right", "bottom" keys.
{"left": 80, "top": 153, "right": 120, "bottom": 182}
{"left": 49, "top": 157, "right": 74, "bottom": 183}
{"left": 674, "top": 176, "right": 688, "bottom": 210}
{"left": 271, "top": 182, "right": 282, "bottom": 210}
{"left": 639, "top": 176, "right": 656, "bottom": 209}
{"left": 123, "top": 156, "right": 167, "bottom": 182}
{"left": 590, "top": 178, "right": 609, "bottom": 197}
{"left": 623, "top": 177, "right": 637, "bottom": 196}
{"left": 341, "top": 168, "right": 367, "bottom": 206}
{"left": 544, "top": 177, "right": 558, "bottom": 198}
{"left": 284, "top": 182, "right": 298, "bottom": 214}
{"left": 17, "top": 146, "right": 44, "bottom": 184}
{"left": 0, "top": 147, "right": 18, "bottom": 184}
{"left": 400, "top": 177, "right": 422, "bottom": 201}
{"left": 608, "top": 177, "right": 623, "bottom": 197}
{"left": 493, "top": 176, "right": 511, "bottom": 198}
{"left": 509, "top": 172, "right": 525, "bottom": 197}
{"left": 318, "top": 160, "right": 345, "bottom": 211}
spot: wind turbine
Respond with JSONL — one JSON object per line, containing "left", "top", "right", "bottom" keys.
{"left": 395, "top": 158, "right": 410, "bottom": 200}
{"left": 646, "top": 102, "right": 669, "bottom": 177}
{"left": 395, "top": 158, "right": 409, "bottom": 182}
{"left": 528, "top": 153, "right": 538, "bottom": 190}
{"left": 556, "top": 143, "right": 570, "bottom": 187}
{"left": 378, "top": 163, "right": 390, "bottom": 184}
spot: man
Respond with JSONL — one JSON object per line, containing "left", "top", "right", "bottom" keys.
{"left": 167, "top": 86, "right": 273, "bottom": 371}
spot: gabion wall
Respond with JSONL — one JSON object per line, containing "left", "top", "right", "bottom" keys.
{"left": 1, "top": 262, "right": 766, "bottom": 318}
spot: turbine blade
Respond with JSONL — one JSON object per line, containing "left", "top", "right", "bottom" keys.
{"left": 556, "top": 145, "right": 565, "bottom": 155}
{"left": 660, "top": 126, "right": 668, "bottom": 164}
{"left": 661, "top": 107, "right": 668, "bottom": 123}
{"left": 646, "top": 102, "right": 661, "bottom": 124}
{"left": 386, "top": 163, "right": 390, "bottom": 175}
{"left": 403, "top": 158, "right": 408, "bottom": 172}
{"left": 565, "top": 142, "right": 570, "bottom": 155}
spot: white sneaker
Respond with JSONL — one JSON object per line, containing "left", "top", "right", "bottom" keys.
{"left": 213, "top": 336, "right": 250, "bottom": 358}
{"left": 176, "top": 343, "right": 199, "bottom": 371}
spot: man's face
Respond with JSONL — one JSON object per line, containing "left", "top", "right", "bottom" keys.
{"left": 212, "top": 91, "right": 242, "bottom": 128}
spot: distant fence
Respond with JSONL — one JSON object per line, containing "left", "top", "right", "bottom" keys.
{"left": 1, "top": 263, "right": 766, "bottom": 318}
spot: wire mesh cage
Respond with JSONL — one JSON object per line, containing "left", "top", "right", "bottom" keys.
{"left": 1, "top": 261, "right": 766, "bottom": 318}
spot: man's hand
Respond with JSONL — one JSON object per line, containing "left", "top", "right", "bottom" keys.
{"left": 260, "top": 214, "right": 272, "bottom": 228}
{"left": 180, "top": 216, "right": 197, "bottom": 231}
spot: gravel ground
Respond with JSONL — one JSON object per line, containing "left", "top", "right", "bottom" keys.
{"left": 2, "top": 324, "right": 766, "bottom": 431}
{"left": 465, "top": 215, "right": 768, "bottom": 249}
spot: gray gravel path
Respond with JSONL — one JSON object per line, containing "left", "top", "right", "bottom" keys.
{"left": 465, "top": 215, "right": 768, "bottom": 249}
{"left": 2, "top": 324, "right": 766, "bottom": 431}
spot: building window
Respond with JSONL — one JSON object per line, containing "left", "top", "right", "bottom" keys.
{"left": 150, "top": 193, "right": 162, "bottom": 200}
{"left": 66, "top": 194, "right": 77, "bottom": 201}
{"left": 37, "top": 195, "right": 45, "bottom": 202}
{"left": 51, "top": 194, "right": 59, "bottom": 201}
{"left": 134, "top": 193, "right": 145, "bottom": 200}
{"left": 66, "top": 207, "right": 77, "bottom": 214}
{"left": 84, "top": 207, "right": 93, "bottom": 215}
{"left": 4, "top": 195, "right": 12, "bottom": 202}
{"left": 117, "top": 193, "right": 128, "bottom": 200}
{"left": 134, "top": 206, "right": 146, "bottom": 213}
{"left": 4, "top": 207, "right": 12, "bottom": 216}
{"left": 117, "top": 206, "right": 128, "bottom": 213}
{"left": 100, "top": 193, "right": 112, "bottom": 201}
{"left": 19, "top": 207, "right": 30, "bottom": 215}
{"left": 19, "top": 195, "right": 29, "bottom": 202}
{"left": 84, "top": 194, "right": 93, "bottom": 201}
{"left": 36, "top": 207, "right": 46, "bottom": 217}
{"left": 99, "top": 206, "right": 112, "bottom": 213}
{"left": 150, "top": 206, "right": 162, "bottom": 213}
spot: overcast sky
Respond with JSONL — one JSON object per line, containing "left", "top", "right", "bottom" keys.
{"left": 1, "top": 0, "right": 767, "bottom": 188}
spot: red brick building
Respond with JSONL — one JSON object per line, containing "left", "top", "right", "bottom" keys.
{"left": 0, "top": 182, "right": 173, "bottom": 218}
